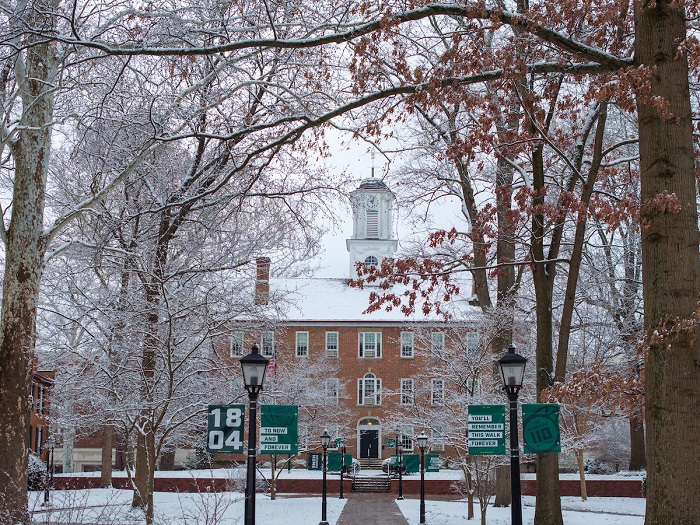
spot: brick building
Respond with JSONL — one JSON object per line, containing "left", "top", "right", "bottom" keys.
{"left": 228, "top": 177, "right": 481, "bottom": 465}
{"left": 29, "top": 358, "right": 55, "bottom": 462}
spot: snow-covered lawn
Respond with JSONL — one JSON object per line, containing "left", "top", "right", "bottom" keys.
{"left": 30, "top": 489, "right": 644, "bottom": 525}
{"left": 31, "top": 470, "right": 646, "bottom": 524}
{"left": 397, "top": 496, "right": 645, "bottom": 525}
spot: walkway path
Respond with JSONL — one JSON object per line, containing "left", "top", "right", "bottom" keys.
{"left": 336, "top": 493, "right": 410, "bottom": 525}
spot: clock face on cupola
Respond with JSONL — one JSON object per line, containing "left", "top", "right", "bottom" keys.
{"left": 366, "top": 195, "right": 379, "bottom": 210}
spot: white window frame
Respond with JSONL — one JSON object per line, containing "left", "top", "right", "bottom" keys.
{"left": 358, "top": 332, "right": 382, "bottom": 358}
{"left": 230, "top": 331, "right": 244, "bottom": 357}
{"left": 261, "top": 331, "right": 274, "bottom": 357}
{"left": 431, "top": 332, "right": 445, "bottom": 358}
{"left": 325, "top": 424, "right": 340, "bottom": 450}
{"left": 431, "top": 378, "right": 445, "bottom": 406}
{"left": 296, "top": 331, "right": 309, "bottom": 357}
{"left": 37, "top": 385, "right": 45, "bottom": 414}
{"left": 326, "top": 378, "right": 339, "bottom": 406}
{"left": 400, "top": 332, "right": 414, "bottom": 358}
{"left": 466, "top": 332, "right": 479, "bottom": 352}
{"left": 357, "top": 373, "right": 382, "bottom": 405}
{"left": 400, "top": 378, "right": 414, "bottom": 406}
{"left": 325, "top": 331, "right": 339, "bottom": 357}
{"left": 400, "top": 425, "right": 414, "bottom": 450}
{"left": 466, "top": 378, "right": 480, "bottom": 397}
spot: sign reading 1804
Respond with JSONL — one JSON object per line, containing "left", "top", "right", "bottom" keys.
{"left": 207, "top": 405, "right": 245, "bottom": 453}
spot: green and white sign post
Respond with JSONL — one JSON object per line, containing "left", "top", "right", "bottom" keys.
{"left": 467, "top": 405, "right": 506, "bottom": 455}
{"left": 207, "top": 405, "right": 245, "bottom": 453}
{"left": 260, "top": 405, "right": 299, "bottom": 455}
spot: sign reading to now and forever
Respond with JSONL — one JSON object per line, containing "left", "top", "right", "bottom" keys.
{"left": 260, "top": 405, "right": 299, "bottom": 454}
{"left": 468, "top": 405, "right": 506, "bottom": 455}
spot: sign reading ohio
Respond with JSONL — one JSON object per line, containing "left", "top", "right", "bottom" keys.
{"left": 260, "top": 405, "right": 299, "bottom": 454}
{"left": 467, "top": 405, "right": 506, "bottom": 455}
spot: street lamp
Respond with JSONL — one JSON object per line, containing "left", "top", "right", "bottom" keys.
{"left": 396, "top": 438, "right": 404, "bottom": 500}
{"left": 320, "top": 429, "right": 331, "bottom": 525}
{"left": 240, "top": 344, "right": 269, "bottom": 525}
{"left": 498, "top": 344, "right": 527, "bottom": 525}
{"left": 339, "top": 438, "right": 346, "bottom": 500}
{"left": 417, "top": 431, "right": 428, "bottom": 525}
{"left": 43, "top": 436, "right": 55, "bottom": 506}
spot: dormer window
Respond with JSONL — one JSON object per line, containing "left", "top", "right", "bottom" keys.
{"left": 364, "top": 256, "right": 378, "bottom": 267}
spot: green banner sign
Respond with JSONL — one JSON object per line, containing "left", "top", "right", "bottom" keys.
{"left": 385, "top": 438, "right": 396, "bottom": 448}
{"left": 260, "top": 405, "right": 299, "bottom": 455}
{"left": 426, "top": 454, "right": 440, "bottom": 472}
{"left": 328, "top": 452, "right": 352, "bottom": 471}
{"left": 468, "top": 405, "right": 506, "bottom": 455}
{"left": 207, "top": 405, "right": 245, "bottom": 453}
{"left": 522, "top": 404, "right": 561, "bottom": 454}
{"left": 308, "top": 453, "right": 322, "bottom": 470}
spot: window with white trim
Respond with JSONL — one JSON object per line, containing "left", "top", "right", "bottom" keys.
{"left": 230, "top": 331, "right": 244, "bottom": 357}
{"left": 466, "top": 378, "right": 480, "bottom": 397}
{"left": 399, "top": 425, "right": 414, "bottom": 450}
{"left": 296, "top": 331, "right": 309, "bottom": 357}
{"left": 326, "top": 332, "right": 339, "bottom": 357}
{"left": 400, "top": 332, "right": 414, "bottom": 358}
{"left": 431, "top": 378, "right": 444, "bottom": 405}
{"left": 431, "top": 332, "right": 445, "bottom": 358}
{"left": 466, "top": 332, "right": 479, "bottom": 352}
{"left": 400, "top": 378, "right": 414, "bottom": 406}
{"left": 261, "top": 331, "right": 274, "bottom": 357}
{"left": 364, "top": 255, "right": 378, "bottom": 267}
{"left": 358, "top": 373, "right": 382, "bottom": 405}
{"left": 299, "top": 424, "right": 309, "bottom": 451}
{"left": 358, "top": 332, "right": 382, "bottom": 358}
{"left": 325, "top": 424, "right": 340, "bottom": 450}
{"left": 326, "top": 378, "right": 339, "bottom": 405}
{"left": 37, "top": 386, "right": 45, "bottom": 414}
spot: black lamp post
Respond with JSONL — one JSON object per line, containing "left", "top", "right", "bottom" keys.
{"left": 240, "top": 344, "right": 269, "bottom": 525}
{"left": 498, "top": 344, "right": 527, "bottom": 525}
{"left": 417, "top": 431, "right": 428, "bottom": 525}
{"left": 396, "top": 439, "right": 404, "bottom": 500}
{"left": 339, "top": 438, "right": 346, "bottom": 500}
{"left": 320, "top": 429, "right": 331, "bottom": 525}
{"left": 43, "top": 436, "right": 55, "bottom": 506}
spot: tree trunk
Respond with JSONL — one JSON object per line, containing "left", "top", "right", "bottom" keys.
{"left": 635, "top": 2, "right": 700, "bottom": 524}
{"left": 531, "top": 144, "right": 564, "bottom": 525}
{"left": 628, "top": 409, "right": 646, "bottom": 471}
{"left": 100, "top": 425, "right": 114, "bottom": 487}
{"left": 493, "top": 464, "right": 511, "bottom": 507}
{"left": 0, "top": 3, "right": 56, "bottom": 523}
{"left": 576, "top": 450, "right": 587, "bottom": 501}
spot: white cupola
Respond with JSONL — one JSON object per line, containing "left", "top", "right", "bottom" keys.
{"left": 346, "top": 176, "right": 398, "bottom": 280}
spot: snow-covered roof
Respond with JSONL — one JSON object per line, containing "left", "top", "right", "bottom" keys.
{"left": 268, "top": 278, "right": 478, "bottom": 324}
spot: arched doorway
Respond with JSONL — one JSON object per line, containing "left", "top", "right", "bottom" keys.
{"left": 357, "top": 417, "right": 381, "bottom": 459}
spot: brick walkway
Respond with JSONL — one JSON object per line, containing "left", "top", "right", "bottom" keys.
{"left": 336, "top": 492, "right": 409, "bottom": 525}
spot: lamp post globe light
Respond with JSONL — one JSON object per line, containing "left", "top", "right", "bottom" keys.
{"left": 320, "top": 429, "right": 331, "bottom": 525}
{"left": 240, "top": 344, "right": 269, "bottom": 525}
{"left": 497, "top": 344, "right": 527, "bottom": 525}
{"left": 417, "top": 431, "right": 428, "bottom": 525}
{"left": 339, "top": 438, "right": 346, "bottom": 500}
{"left": 396, "top": 439, "right": 404, "bottom": 500}
{"left": 43, "top": 436, "right": 56, "bottom": 506}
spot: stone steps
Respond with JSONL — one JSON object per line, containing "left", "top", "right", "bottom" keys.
{"left": 352, "top": 475, "right": 391, "bottom": 492}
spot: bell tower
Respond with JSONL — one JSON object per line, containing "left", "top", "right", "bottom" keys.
{"left": 346, "top": 176, "right": 397, "bottom": 280}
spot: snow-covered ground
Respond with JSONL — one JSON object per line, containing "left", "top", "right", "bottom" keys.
{"left": 32, "top": 469, "right": 646, "bottom": 524}
{"left": 29, "top": 491, "right": 645, "bottom": 525}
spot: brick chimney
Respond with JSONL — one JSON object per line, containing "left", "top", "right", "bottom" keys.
{"left": 255, "top": 257, "right": 271, "bottom": 305}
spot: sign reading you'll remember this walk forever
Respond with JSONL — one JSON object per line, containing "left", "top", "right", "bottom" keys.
{"left": 468, "top": 405, "right": 506, "bottom": 455}
{"left": 207, "top": 405, "right": 245, "bottom": 453}
{"left": 260, "top": 405, "right": 299, "bottom": 455}
{"left": 522, "top": 403, "right": 561, "bottom": 454}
